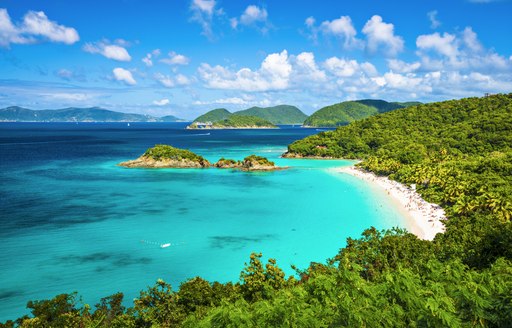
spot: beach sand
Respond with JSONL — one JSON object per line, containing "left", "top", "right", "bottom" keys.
{"left": 331, "top": 166, "right": 446, "bottom": 241}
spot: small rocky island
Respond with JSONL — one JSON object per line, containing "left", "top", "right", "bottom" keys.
{"left": 119, "top": 145, "right": 285, "bottom": 171}
{"left": 119, "top": 144, "right": 211, "bottom": 168}
{"left": 215, "top": 155, "right": 285, "bottom": 171}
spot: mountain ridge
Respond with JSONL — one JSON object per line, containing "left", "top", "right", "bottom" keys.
{"left": 0, "top": 106, "right": 185, "bottom": 122}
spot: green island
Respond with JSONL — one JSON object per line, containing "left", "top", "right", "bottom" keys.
{"left": 3, "top": 94, "right": 512, "bottom": 327}
{"left": 188, "top": 115, "right": 277, "bottom": 129}
{"left": 303, "top": 99, "right": 419, "bottom": 127}
{"left": 118, "top": 144, "right": 211, "bottom": 168}
{"left": 188, "top": 105, "right": 307, "bottom": 129}
{"left": 118, "top": 146, "right": 283, "bottom": 171}
{"left": 215, "top": 155, "right": 283, "bottom": 171}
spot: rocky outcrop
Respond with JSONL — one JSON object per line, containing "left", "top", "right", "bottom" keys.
{"left": 118, "top": 144, "right": 211, "bottom": 168}
{"left": 214, "top": 158, "right": 242, "bottom": 168}
{"left": 240, "top": 155, "right": 286, "bottom": 171}
{"left": 119, "top": 156, "right": 210, "bottom": 168}
{"left": 119, "top": 145, "right": 285, "bottom": 171}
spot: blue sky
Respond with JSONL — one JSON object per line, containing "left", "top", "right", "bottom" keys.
{"left": 0, "top": 0, "right": 511, "bottom": 119}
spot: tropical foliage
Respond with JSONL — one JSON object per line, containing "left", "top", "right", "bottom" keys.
{"left": 191, "top": 105, "right": 307, "bottom": 125}
{"left": 235, "top": 105, "right": 308, "bottom": 124}
{"left": 143, "top": 144, "right": 209, "bottom": 165}
{"left": 212, "top": 115, "right": 276, "bottom": 128}
{"left": 192, "top": 108, "right": 231, "bottom": 123}
{"left": 302, "top": 99, "right": 416, "bottom": 127}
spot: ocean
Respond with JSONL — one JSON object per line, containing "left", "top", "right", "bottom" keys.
{"left": 0, "top": 122, "right": 407, "bottom": 321}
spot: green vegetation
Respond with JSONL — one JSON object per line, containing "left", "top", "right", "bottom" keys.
{"left": 192, "top": 108, "right": 231, "bottom": 123}
{"left": 235, "top": 105, "right": 308, "bottom": 124}
{"left": 212, "top": 115, "right": 276, "bottom": 128}
{"left": 143, "top": 144, "right": 209, "bottom": 165}
{"left": 303, "top": 99, "right": 416, "bottom": 127}
{"left": 3, "top": 94, "right": 512, "bottom": 327}
{"left": 242, "top": 155, "right": 275, "bottom": 169}
{"left": 190, "top": 105, "right": 307, "bottom": 126}
{"left": 214, "top": 158, "right": 242, "bottom": 168}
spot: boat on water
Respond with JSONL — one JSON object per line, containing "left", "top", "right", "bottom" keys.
{"left": 160, "top": 243, "right": 171, "bottom": 248}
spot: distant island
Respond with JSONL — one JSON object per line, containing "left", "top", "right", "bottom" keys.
{"left": 188, "top": 104, "right": 307, "bottom": 129}
{"left": 303, "top": 99, "right": 421, "bottom": 127}
{"left": 188, "top": 115, "right": 277, "bottom": 129}
{"left": 119, "top": 144, "right": 283, "bottom": 171}
{"left": 0, "top": 106, "right": 185, "bottom": 122}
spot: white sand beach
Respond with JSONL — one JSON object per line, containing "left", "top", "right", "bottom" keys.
{"left": 332, "top": 166, "right": 446, "bottom": 241}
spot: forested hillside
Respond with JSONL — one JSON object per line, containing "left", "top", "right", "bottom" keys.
{"left": 303, "top": 99, "right": 414, "bottom": 127}
{"left": 2, "top": 94, "right": 511, "bottom": 327}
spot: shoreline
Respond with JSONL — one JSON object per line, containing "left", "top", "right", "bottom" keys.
{"left": 331, "top": 165, "right": 446, "bottom": 241}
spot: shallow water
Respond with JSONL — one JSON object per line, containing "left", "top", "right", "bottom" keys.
{"left": 0, "top": 122, "right": 406, "bottom": 321}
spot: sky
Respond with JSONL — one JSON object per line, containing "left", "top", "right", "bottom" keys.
{"left": 0, "top": 0, "right": 511, "bottom": 119}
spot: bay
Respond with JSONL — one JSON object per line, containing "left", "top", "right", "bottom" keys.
{"left": 0, "top": 122, "right": 406, "bottom": 321}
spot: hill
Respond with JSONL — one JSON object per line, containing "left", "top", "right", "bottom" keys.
{"left": 235, "top": 105, "right": 307, "bottom": 124}
{"left": 193, "top": 108, "right": 232, "bottom": 123}
{"left": 303, "top": 99, "right": 417, "bottom": 127}
{"left": 190, "top": 105, "right": 308, "bottom": 126}
{"left": 0, "top": 106, "right": 184, "bottom": 122}
{"left": 212, "top": 115, "right": 276, "bottom": 128}
{"left": 160, "top": 115, "right": 184, "bottom": 122}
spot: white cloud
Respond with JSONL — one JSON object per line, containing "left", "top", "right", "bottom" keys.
{"left": 387, "top": 59, "right": 421, "bottom": 73}
{"left": 198, "top": 50, "right": 292, "bottom": 91}
{"left": 192, "top": 0, "right": 215, "bottom": 15}
{"left": 427, "top": 10, "right": 441, "bottom": 29}
{"left": 362, "top": 15, "right": 404, "bottom": 56}
{"left": 154, "top": 73, "right": 174, "bottom": 88}
{"left": 194, "top": 97, "right": 247, "bottom": 105}
{"left": 324, "top": 57, "right": 360, "bottom": 77}
{"left": 190, "top": 0, "right": 220, "bottom": 40}
{"left": 83, "top": 40, "right": 131, "bottom": 61}
{"left": 462, "top": 27, "right": 483, "bottom": 53}
{"left": 231, "top": 5, "right": 269, "bottom": 32}
{"left": 154, "top": 73, "right": 191, "bottom": 88}
{"left": 323, "top": 57, "right": 379, "bottom": 79}
{"left": 305, "top": 16, "right": 315, "bottom": 28}
{"left": 142, "top": 54, "right": 153, "bottom": 67}
{"left": 41, "top": 92, "right": 91, "bottom": 101}
{"left": 55, "top": 68, "right": 86, "bottom": 82}
{"left": 294, "top": 52, "right": 327, "bottom": 82}
{"left": 0, "top": 8, "right": 79, "bottom": 47}
{"left": 112, "top": 68, "right": 136, "bottom": 85}
{"left": 153, "top": 98, "right": 170, "bottom": 106}
{"left": 240, "top": 5, "right": 267, "bottom": 25}
{"left": 175, "top": 74, "right": 191, "bottom": 85}
{"left": 416, "top": 32, "right": 458, "bottom": 60}
{"left": 141, "top": 49, "right": 161, "bottom": 67}
{"left": 22, "top": 11, "right": 79, "bottom": 44}
{"left": 320, "top": 16, "right": 360, "bottom": 49}
{"left": 160, "top": 51, "right": 190, "bottom": 65}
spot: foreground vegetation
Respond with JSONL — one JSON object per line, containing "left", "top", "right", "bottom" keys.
{"left": 3, "top": 94, "right": 512, "bottom": 327}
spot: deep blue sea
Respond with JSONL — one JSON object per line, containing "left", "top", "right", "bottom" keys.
{"left": 0, "top": 122, "right": 408, "bottom": 321}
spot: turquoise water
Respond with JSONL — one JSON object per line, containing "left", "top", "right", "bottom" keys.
{"left": 0, "top": 123, "right": 407, "bottom": 321}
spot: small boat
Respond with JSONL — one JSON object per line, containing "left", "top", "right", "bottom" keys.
{"left": 160, "top": 243, "right": 171, "bottom": 248}
{"left": 127, "top": 123, "right": 130, "bottom": 127}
